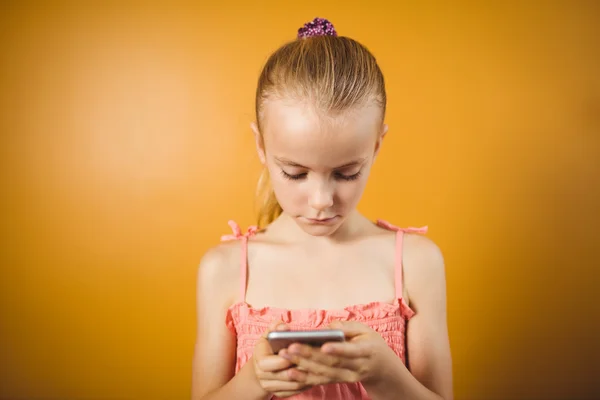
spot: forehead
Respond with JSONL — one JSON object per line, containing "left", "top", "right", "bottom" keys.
{"left": 261, "top": 99, "right": 381, "bottom": 167}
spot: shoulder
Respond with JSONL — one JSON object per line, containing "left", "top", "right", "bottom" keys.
{"left": 403, "top": 233, "right": 447, "bottom": 303}
{"left": 372, "top": 219, "right": 443, "bottom": 269}
{"left": 404, "top": 233, "right": 445, "bottom": 270}
{"left": 196, "top": 241, "right": 243, "bottom": 307}
{"left": 197, "top": 241, "right": 241, "bottom": 278}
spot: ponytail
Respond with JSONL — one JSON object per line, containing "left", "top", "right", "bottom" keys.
{"left": 256, "top": 167, "right": 283, "bottom": 228}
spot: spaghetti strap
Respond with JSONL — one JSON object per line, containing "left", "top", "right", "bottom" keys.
{"left": 376, "top": 220, "right": 428, "bottom": 299}
{"left": 221, "top": 220, "right": 258, "bottom": 302}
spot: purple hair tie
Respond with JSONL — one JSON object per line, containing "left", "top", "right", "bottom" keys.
{"left": 297, "top": 17, "right": 338, "bottom": 39}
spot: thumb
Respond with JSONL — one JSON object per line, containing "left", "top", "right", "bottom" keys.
{"left": 261, "top": 320, "right": 289, "bottom": 339}
{"left": 255, "top": 320, "right": 289, "bottom": 358}
{"left": 328, "top": 320, "right": 371, "bottom": 338}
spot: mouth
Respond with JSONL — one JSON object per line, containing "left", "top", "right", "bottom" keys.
{"left": 305, "top": 216, "right": 339, "bottom": 224}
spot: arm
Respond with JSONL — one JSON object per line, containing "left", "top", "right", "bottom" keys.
{"left": 191, "top": 247, "right": 269, "bottom": 400}
{"left": 363, "top": 235, "right": 454, "bottom": 400}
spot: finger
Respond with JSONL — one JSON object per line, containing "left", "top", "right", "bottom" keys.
{"left": 257, "top": 354, "right": 294, "bottom": 372}
{"left": 257, "top": 366, "right": 309, "bottom": 383}
{"left": 254, "top": 337, "right": 274, "bottom": 358}
{"left": 260, "top": 379, "right": 306, "bottom": 393}
{"left": 282, "top": 346, "right": 358, "bottom": 381}
{"left": 261, "top": 320, "right": 288, "bottom": 339}
{"left": 328, "top": 320, "right": 372, "bottom": 338}
{"left": 278, "top": 349, "right": 304, "bottom": 373}
{"left": 290, "top": 356, "right": 360, "bottom": 384}
{"left": 283, "top": 345, "right": 363, "bottom": 371}
{"left": 276, "top": 323, "right": 290, "bottom": 331}
{"left": 255, "top": 321, "right": 289, "bottom": 358}
{"left": 320, "top": 341, "right": 372, "bottom": 358}
{"left": 284, "top": 345, "right": 345, "bottom": 367}
{"left": 304, "top": 373, "right": 332, "bottom": 387}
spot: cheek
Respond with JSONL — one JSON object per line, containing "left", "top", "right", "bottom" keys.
{"left": 336, "top": 170, "right": 371, "bottom": 205}
{"left": 336, "top": 181, "right": 366, "bottom": 204}
{"left": 268, "top": 167, "right": 304, "bottom": 205}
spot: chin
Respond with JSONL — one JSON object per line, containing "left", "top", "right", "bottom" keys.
{"left": 304, "top": 225, "right": 339, "bottom": 237}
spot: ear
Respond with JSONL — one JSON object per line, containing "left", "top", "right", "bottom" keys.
{"left": 374, "top": 123, "right": 389, "bottom": 157}
{"left": 251, "top": 122, "right": 266, "bottom": 165}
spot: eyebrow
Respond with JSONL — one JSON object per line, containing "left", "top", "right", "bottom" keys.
{"left": 274, "top": 157, "right": 367, "bottom": 169}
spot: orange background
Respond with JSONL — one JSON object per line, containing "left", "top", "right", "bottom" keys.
{"left": 1, "top": 1, "right": 599, "bottom": 399}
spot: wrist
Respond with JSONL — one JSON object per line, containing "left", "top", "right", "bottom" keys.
{"left": 241, "top": 358, "right": 270, "bottom": 400}
{"left": 362, "top": 349, "right": 405, "bottom": 395}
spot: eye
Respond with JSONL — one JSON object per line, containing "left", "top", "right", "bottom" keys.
{"left": 335, "top": 171, "right": 362, "bottom": 181}
{"left": 281, "top": 170, "right": 307, "bottom": 181}
{"left": 281, "top": 170, "right": 362, "bottom": 181}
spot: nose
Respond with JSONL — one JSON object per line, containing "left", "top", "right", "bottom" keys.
{"left": 309, "top": 180, "right": 334, "bottom": 212}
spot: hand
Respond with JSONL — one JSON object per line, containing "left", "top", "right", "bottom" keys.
{"left": 279, "top": 321, "right": 395, "bottom": 386}
{"left": 251, "top": 321, "right": 315, "bottom": 398}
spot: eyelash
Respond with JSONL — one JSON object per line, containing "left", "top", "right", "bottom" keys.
{"left": 280, "top": 170, "right": 362, "bottom": 182}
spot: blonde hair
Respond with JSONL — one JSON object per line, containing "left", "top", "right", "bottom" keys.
{"left": 254, "top": 27, "right": 387, "bottom": 228}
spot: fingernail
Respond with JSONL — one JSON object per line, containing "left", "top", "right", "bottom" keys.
{"left": 269, "top": 321, "right": 281, "bottom": 330}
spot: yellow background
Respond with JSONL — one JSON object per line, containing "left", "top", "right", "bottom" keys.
{"left": 1, "top": 1, "right": 598, "bottom": 399}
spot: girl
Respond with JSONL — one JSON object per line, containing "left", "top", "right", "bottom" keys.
{"left": 193, "top": 18, "right": 453, "bottom": 400}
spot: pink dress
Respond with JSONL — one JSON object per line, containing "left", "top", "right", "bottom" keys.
{"left": 222, "top": 219, "right": 428, "bottom": 399}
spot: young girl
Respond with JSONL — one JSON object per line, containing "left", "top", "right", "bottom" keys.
{"left": 193, "top": 18, "right": 453, "bottom": 400}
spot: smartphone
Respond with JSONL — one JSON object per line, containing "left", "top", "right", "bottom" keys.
{"left": 267, "top": 329, "right": 345, "bottom": 353}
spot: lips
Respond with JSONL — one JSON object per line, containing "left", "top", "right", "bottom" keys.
{"left": 306, "top": 216, "right": 338, "bottom": 223}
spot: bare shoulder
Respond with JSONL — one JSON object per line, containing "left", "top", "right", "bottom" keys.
{"left": 402, "top": 233, "right": 447, "bottom": 302}
{"left": 403, "top": 233, "right": 445, "bottom": 272}
{"left": 196, "top": 241, "right": 243, "bottom": 307}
